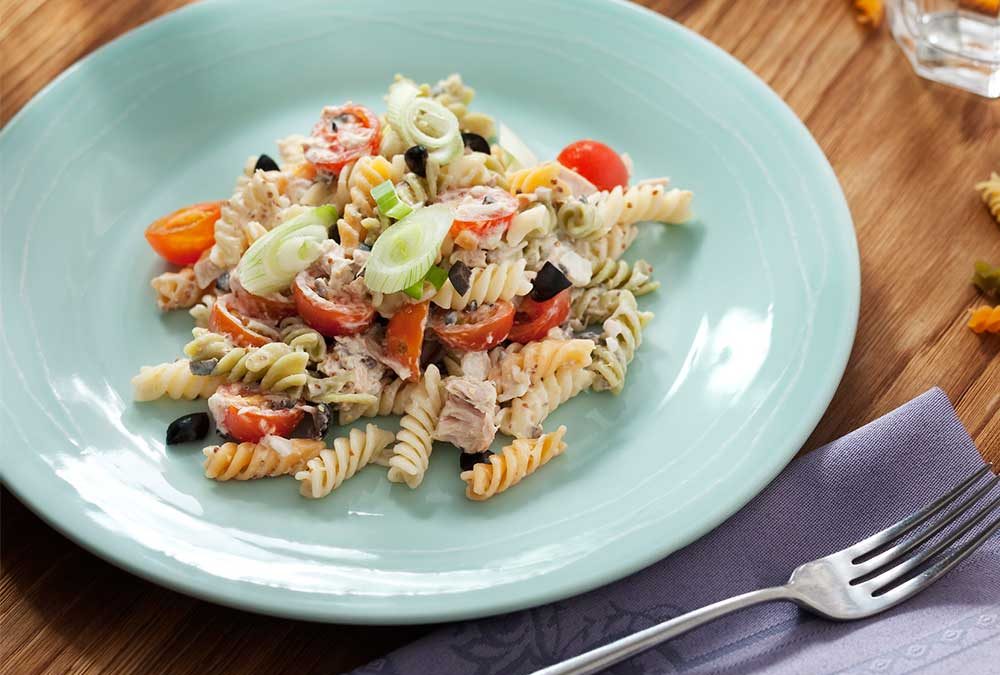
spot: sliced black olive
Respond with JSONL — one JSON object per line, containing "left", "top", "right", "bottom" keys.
{"left": 329, "top": 222, "right": 341, "bottom": 243}
{"left": 312, "top": 403, "right": 334, "bottom": 439}
{"left": 530, "top": 261, "right": 572, "bottom": 301}
{"left": 215, "top": 271, "right": 231, "bottom": 292}
{"left": 166, "top": 413, "right": 210, "bottom": 445}
{"left": 461, "top": 132, "right": 490, "bottom": 155}
{"left": 460, "top": 450, "right": 493, "bottom": 471}
{"left": 189, "top": 359, "right": 219, "bottom": 376}
{"left": 404, "top": 145, "right": 429, "bottom": 177}
{"left": 254, "top": 154, "right": 280, "bottom": 172}
{"left": 448, "top": 261, "right": 471, "bottom": 296}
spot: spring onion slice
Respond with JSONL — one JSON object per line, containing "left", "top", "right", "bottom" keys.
{"left": 371, "top": 180, "right": 413, "bottom": 220}
{"left": 498, "top": 122, "right": 538, "bottom": 172}
{"left": 364, "top": 204, "right": 454, "bottom": 293}
{"left": 401, "top": 265, "right": 448, "bottom": 300}
{"left": 385, "top": 80, "right": 462, "bottom": 165}
{"left": 236, "top": 205, "right": 336, "bottom": 295}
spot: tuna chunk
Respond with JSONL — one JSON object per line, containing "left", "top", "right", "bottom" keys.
{"left": 434, "top": 377, "right": 498, "bottom": 453}
{"left": 318, "top": 334, "right": 386, "bottom": 397}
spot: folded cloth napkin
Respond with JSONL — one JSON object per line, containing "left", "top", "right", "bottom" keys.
{"left": 353, "top": 388, "right": 999, "bottom": 675}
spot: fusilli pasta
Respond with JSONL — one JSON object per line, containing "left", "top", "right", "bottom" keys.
{"left": 976, "top": 171, "right": 1000, "bottom": 224}
{"left": 279, "top": 317, "right": 327, "bottom": 362}
{"left": 589, "top": 290, "right": 653, "bottom": 394}
{"left": 438, "top": 152, "right": 506, "bottom": 192}
{"left": 185, "top": 330, "right": 309, "bottom": 394}
{"left": 588, "top": 259, "right": 659, "bottom": 295}
{"left": 972, "top": 261, "right": 1000, "bottom": 299}
{"left": 295, "top": 424, "right": 396, "bottom": 498}
{"left": 132, "top": 360, "right": 224, "bottom": 401}
{"left": 203, "top": 437, "right": 326, "bottom": 481}
{"left": 498, "top": 366, "right": 593, "bottom": 438}
{"left": 339, "top": 377, "right": 416, "bottom": 424}
{"left": 491, "top": 339, "right": 595, "bottom": 402}
{"left": 461, "top": 426, "right": 567, "bottom": 501}
{"left": 506, "top": 203, "right": 556, "bottom": 246}
{"left": 968, "top": 305, "right": 1000, "bottom": 334}
{"left": 508, "top": 162, "right": 567, "bottom": 197}
{"left": 387, "top": 364, "right": 444, "bottom": 488}
{"left": 431, "top": 260, "right": 533, "bottom": 310}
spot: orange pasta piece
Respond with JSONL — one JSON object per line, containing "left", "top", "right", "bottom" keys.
{"left": 968, "top": 306, "right": 1000, "bottom": 334}
{"left": 853, "top": 0, "right": 884, "bottom": 27}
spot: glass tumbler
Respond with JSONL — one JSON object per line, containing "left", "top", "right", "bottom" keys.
{"left": 888, "top": 0, "right": 1000, "bottom": 97}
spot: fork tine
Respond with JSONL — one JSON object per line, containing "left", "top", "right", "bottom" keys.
{"left": 871, "top": 510, "right": 1000, "bottom": 609}
{"left": 849, "top": 465, "right": 994, "bottom": 562}
{"left": 850, "top": 474, "right": 1000, "bottom": 579}
{"left": 860, "top": 492, "right": 1000, "bottom": 594}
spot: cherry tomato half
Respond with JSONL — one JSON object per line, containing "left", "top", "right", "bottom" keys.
{"left": 292, "top": 271, "right": 375, "bottom": 337}
{"left": 230, "top": 273, "right": 297, "bottom": 321}
{"left": 508, "top": 290, "right": 571, "bottom": 344}
{"left": 304, "top": 104, "right": 380, "bottom": 173}
{"left": 557, "top": 140, "right": 629, "bottom": 192}
{"left": 384, "top": 301, "right": 429, "bottom": 382}
{"left": 145, "top": 201, "right": 222, "bottom": 265}
{"left": 431, "top": 301, "right": 515, "bottom": 352}
{"left": 209, "top": 295, "right": 275, "bottom": 348}
{"left": 438, "top": 186, "right": 518, "bottom": 238}
{"left": 212, "top": 385, "right": 304, "bottom": 443}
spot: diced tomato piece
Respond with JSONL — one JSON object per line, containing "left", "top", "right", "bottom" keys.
{"left": 430, "top": 301, "right": 515, "bottom": 351}
{"left": 557, "top": 140, "right": 629, "bottom": 192}
{"left": 508, "top": 290, "right": 570, "bottom": 343}
{"left": 291, "top": 271, "right": 374, "bottom": 337}
{"left": 145, "top": 201, "right": 222, "bottom": 265}
{"left": 304, "top": 104, "right": 380, "bottom": 173}
{"left": 209, "top": 295, "right": 275, "bottom": 347}
{"left": 384, "top": 302, "right": 429, "bottom": 381}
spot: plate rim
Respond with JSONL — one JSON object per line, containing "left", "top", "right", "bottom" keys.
{"left": 0, "top": 0, "right": 860, "bottom": 625}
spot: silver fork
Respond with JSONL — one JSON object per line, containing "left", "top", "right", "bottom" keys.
{"left": 535, "top": 464, "right": 1000, "bottom": 675}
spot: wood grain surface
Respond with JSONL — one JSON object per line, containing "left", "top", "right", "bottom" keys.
{"left": 2, "top": 1, "right": 998, "bottom": 673}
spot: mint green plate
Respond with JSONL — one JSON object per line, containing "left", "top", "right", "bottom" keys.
{"left": 0, "top": 0, "right": 859, "bottom": 624}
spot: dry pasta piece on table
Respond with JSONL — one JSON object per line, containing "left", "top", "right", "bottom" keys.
{"left": 968, "top": 306, "right": 1000, "bottom": 334}
{"left": 976, "top": 171, "right": 1000, "bottom": 224}
{"left": 461, "top": 426, "right": 568, "bottom": 501}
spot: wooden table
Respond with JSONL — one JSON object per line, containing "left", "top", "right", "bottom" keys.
{"left": 2, "top": 1, "right": 998, "bottom": 672}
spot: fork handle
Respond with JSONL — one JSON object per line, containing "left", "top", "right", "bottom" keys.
{"left": 531, "top": 586, "right": 796, "bottom": 675}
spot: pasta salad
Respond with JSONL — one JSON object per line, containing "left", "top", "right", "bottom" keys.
{"left": 133, "top": 74, "right": 693, "bottom": 501}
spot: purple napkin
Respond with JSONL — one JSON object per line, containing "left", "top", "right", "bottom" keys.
{"left": 353, "top": 388, "right": 999, "bottom": 675}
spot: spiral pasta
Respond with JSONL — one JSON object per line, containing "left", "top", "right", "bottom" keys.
{"left": 573, "top": 221, "right": 638, "bottom": 263}
{"left": 618, "top": 184, "right": 693, "bottom": 226}
{"left": 588, "top": 259, "right": 659, "bottom": 296}
{"left": 431, "top": 260, "right": 533, "bottom": 310}
{"left": 968, "top": 305, "right": 1000, "bottom": 334}
{"left": 207, "top": 169, "right": 291, "bottom": 272}
{"left": 491, "top": 339, "right": 595, "bottom": 402}
{"left": 438, "top": 152, "right": 506, "bottom": 192}
{"left": 132, "top": 360, "right": 224, "bottom": 401}
{"left": 386, "top": 365, "right": 444, "bottom": 488}
{"left": 276, "top": 134, "right": 310, "bottom": 167}
{"left": 976, "top": 171, "right": 1000, "bottom": 224}
{"left": 972, "top": 261, "right": 1000, "bottom": 299}
{"left": 461, "top": 426, "right": 567, "bottom": 501}
{"left": 279, "top": 317, "right": 327, "bottom": 362}
{"left": 339, "top": 378, "right": 417, "bottom": 424}
{"left": 295, "top": 424, "right": 396, "bottom": 498}
{"left": 589, "top": 290, "right": 653, "bottom": 394}
{"left": 203, "top": 437, "right": 326, "bottom": 481}
{"left": 184, "top": 331, "right": 309, "bottom": 394}
{"left": 189, "top": 293, "right": 216, "bottom": 328}
{"left": 506, "top": 203, "right": 556, "bottom": 246}
{"left": 348, "top": 155, "right": 404, "bottom": 217}
{"left": 426, "top": 73, "right": 476, "bottom": 126}
{"left": 150, "top": 267, "right": 205, "bottom": 311}
{"left": 498, "top": 366, "right": 593, "bottom": 438}
{"left": 508, "top": 162, "right": 566, "bottom": 196}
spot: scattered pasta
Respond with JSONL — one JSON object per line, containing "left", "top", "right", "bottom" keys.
{"left": 972, "top": 261, "right": 1000, "bottom": 299}
{"left": 968, "top": 306, "right": 1000, "bottom": 334}
{"left": 134, "top": 73, "right": 695, "bottom": 502}
{"left": 976, "top": 171, "right": 1000, "bottom": 225}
